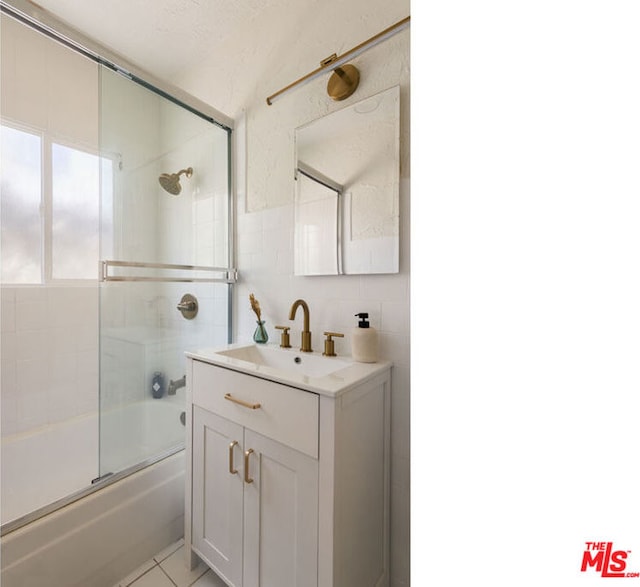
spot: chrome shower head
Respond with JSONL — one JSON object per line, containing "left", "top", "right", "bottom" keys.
{"left": 158, "top": 167, "right": 193, "bottom": 195}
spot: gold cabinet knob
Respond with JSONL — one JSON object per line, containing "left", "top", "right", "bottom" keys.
{"left": 275, "top": 325, "right": 291, "bottom": 348}
{"left": 322, "top": 331, "right": 344, "bottom": 357}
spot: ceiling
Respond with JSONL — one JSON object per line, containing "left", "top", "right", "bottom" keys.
{"left": 12, "top": 0, "right": 281, "bottom": 82}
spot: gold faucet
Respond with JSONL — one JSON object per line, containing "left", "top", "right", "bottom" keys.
{"left": 289, "top": 299, "right": 312, "bottom": 352}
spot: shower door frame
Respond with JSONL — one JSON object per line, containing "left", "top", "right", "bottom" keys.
{"left": 0, "top": 0, "right": 238, "bottom": 536}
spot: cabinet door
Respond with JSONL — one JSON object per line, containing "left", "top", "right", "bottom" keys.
{"left": 243, "top": 429, "right": 319, "bottom": 587}
{"left": 192, "top": 407, "right": 244, "bottom": 587}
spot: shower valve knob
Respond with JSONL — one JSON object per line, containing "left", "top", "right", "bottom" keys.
{"left": 176, "top": 294, "right": 198, "bottom": 319}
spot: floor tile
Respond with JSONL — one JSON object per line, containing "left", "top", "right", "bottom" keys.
{"left": 159, "top": 545, "right": 209, "bottom": 587}
{"left": 119, "top": 558, "right": 157, "bottom": 587}
{"left": 192, "top": 569, "right": 228, "bottom": 586}
{"left": 128, "top": 565, "right": 175, "bottom": 587}
{"left": 154, "top": 538, "right": 185, "bottom": 563}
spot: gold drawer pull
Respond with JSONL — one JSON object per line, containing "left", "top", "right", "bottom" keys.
{"left": 244, "top": 448, "right": 254, "bottom": 484}
{"left": 228, "top": 440, "right": 238, "bottom": 475}
{"left": 224, "top": 393, "right": 261, "bottom": 410}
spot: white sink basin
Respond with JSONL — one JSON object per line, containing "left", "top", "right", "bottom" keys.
{"left": 216, "top": 344, "right": 350, "bottom": 378}
{"left": 187, "top": 343, "right": 391, "bottom": 396}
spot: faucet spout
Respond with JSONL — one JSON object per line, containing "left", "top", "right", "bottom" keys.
{"left": 289, "top": 299, "right": 312, "bottom": 352}
{"left": 168, "top": 375, "right": 186, "bottom": 396}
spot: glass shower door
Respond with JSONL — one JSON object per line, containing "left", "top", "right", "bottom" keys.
{"left": 98, "top": 66, "right": 233, "bottom": 478}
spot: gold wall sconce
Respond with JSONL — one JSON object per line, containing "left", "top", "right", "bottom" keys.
{"left": 266, "top": 16, "right": 410, "bottom": 106}
{"left": 321, "top": 54, "right": 360, "bottom": 102}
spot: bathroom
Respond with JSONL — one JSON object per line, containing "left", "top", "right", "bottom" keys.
{"left": 0, "top": 0, "right": 410, "bottom": 586}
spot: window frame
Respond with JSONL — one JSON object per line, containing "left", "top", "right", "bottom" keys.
{"left": 1, "top": 118, "right": 115, "bottom": 286}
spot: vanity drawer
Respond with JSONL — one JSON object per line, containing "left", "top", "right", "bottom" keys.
{"left": 191, "top": 360, "right": 319, "bottom": 459}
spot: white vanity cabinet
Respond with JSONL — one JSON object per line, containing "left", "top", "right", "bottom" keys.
{"left": 185, "top": 348, "right": 391, "bottom": 587}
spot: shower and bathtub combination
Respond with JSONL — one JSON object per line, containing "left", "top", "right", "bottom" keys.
{"left": 0, "top": 3, "right": 236, "bottom": 585}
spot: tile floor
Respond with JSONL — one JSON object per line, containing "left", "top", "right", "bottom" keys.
{"left": 114, "top": 539, "right": 226, "bottom": 587}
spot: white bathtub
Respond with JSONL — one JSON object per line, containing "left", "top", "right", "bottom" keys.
{"left": 1, "top": 397, "right": 187, "bottom": 587}
{"left": 1, "top": 412, "right": 98, "bottom": 527}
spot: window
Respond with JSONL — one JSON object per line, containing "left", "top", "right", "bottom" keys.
{"left": 0, "top": 125, "right": 42, "bottom": 283}
{"left": 1, "top": 123, "right": 113, "bottom": 284}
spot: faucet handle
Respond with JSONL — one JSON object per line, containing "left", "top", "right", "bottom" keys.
{"left": 275, "top": 325, "right": 292, "bottom": 348}
{"left": 322, "top": 331, "right": 344, "bottom": 357}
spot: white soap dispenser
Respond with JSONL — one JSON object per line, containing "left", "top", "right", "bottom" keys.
{"left": 351, "top": 312, "right": 378, "bottom": 363}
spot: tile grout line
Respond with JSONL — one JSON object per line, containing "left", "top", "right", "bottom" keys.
{"left": 157, "top": 563, "right": 179, "bottom": 586}
{"left": 124, "top": 563, "right": 160, "bottom": 587}
{"left": 118, "top": 540, "right": 213, "bottom": 586}
{"left": 186, "top": 568, "right": 211, "bottom": 586}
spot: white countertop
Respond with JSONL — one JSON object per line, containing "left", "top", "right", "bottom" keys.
{"left": 186, "top": 342, "right": 392, "bottom": 397}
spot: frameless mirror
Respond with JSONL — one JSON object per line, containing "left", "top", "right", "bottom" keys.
{"left": 294, "top": 85, "right": 400, "bottom": 275}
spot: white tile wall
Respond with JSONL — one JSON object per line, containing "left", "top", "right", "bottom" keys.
{"left": 1, "top": 285, "right": 99, "bottom": 437}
